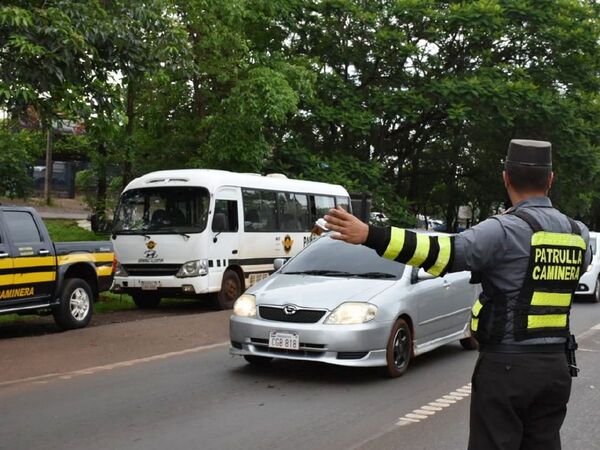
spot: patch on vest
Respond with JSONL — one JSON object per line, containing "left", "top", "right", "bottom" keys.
{"left": 532, "top": 247, "right": 583, "bottom": 281}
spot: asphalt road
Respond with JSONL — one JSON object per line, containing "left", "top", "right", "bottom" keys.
{"left": 1, "top": 301, "right": 599, "bottom": 450}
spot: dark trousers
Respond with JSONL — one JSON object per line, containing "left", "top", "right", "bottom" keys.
{"left": 468, "top": 351, "right": 572, "bottom": 450}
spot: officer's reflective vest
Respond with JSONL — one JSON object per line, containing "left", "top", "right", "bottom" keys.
{"left": 471, "top": 210, "right": 586, "bottom": 342}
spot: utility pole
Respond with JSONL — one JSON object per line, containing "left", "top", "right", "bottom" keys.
{"left": 44, "top": 127, "right": 53, "bottom": 205}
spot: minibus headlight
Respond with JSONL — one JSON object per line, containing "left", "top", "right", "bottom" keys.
{"left": 114, "top": 261, "right": 128, "bottom": 277}
{"left": 176, "top": 260, "right": 208, "bottom": 277}
{"left": 233, "top": 294, "right": 257, "bottom": 317}
{"left": 325, "top": 302, "right": 378, "bottom": 324}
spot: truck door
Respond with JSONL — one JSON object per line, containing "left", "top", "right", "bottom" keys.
{"left": 3, "top": 210, "right": 56, "bottom": 301}
{"left": 210, "top": 189, "right": 241, "bottom": 283}
{"left": 0, "top": 214, "right": 15, "bottom": 300}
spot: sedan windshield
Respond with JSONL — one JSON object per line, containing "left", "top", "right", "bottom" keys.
{"left": 282, "top": 236, "right": 405, "bottom": 279}
{"left": 113, "top": 187, "right": 209, "bottom": 234}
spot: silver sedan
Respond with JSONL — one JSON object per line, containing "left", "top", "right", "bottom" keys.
{"left": 230, "top": 235, "right": 480, "bottom": 377}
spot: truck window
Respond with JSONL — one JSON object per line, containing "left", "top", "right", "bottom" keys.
{"left": 213, "top": 200, "right": 239, "bottom": 232}
{"left": 4, "top": 211, "right": 43, "bottom": 243}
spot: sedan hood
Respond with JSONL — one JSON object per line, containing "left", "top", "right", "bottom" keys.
{"left": 250, "top": 274, "right": 397, "bottom": 310}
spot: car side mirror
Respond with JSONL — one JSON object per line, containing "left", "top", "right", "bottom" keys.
{"left": 273, "top": 258, "right": 287, "bottom": 271}
{"left": 412, "top": 267, "right": 436, "bottom": 283}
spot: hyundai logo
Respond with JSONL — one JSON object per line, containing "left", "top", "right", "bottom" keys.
{"left": 283, "top": 305, "right": 298, "bottom": 315}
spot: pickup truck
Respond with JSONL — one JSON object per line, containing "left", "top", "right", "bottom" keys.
{"left": 0, "top": 206, "right": 114, "bottom": 330}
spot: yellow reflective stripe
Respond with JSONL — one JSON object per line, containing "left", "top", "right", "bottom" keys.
{"left": 13, "top": 272, "right": 56, "bottom": 284}
{"left": 472, "top": 299, "right": 483, "bottom": 317}
{"left": 527, "top": 314, "right": 567, "bottom": 329}
{"left": 383, "top": 227, "right": 405, "bottom": 260}
{"left": 0, "top": 259, "right": 13, "bottom": 270}
{"left": 428, "top": 236, "right": 452, "bottom": 276}
{"left": 13, "top": 256, "right": 56, "bottom": 268}
{"left": 407, "top": 233, "right": 431, "bottom": 266}
{"left": 58, "top": 252, "right": 114, "bottom": 265}
{"left": 531, "top": 292, "right": 572, "bottom": 307}
{"left": 531, "top": 232, "right": 586, "bottom": 249}
{"left": 471, "top": 318, "right": 479, "bottom": 331}
{"left": 0, "top": 274, "right": 13, "bottom": 285}
{"left": 96, "top": 266, "right": 113, "bottom": 277}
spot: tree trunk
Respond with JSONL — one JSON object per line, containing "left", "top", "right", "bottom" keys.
{"left": 44, "top": 128, "right": 53, "bottom": 205}
{"left": 95, "top": 143, "right": 108, "bottom": 229}
{"left": 121, "top": 81, "right": 135, "bottom": 189}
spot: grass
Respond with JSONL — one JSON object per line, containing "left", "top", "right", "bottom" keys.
{"left": 43, "top": 219, "right": 110, "bottom": 242}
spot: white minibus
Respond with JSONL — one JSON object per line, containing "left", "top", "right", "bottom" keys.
{"left": 111, "top": 169, "right": 351, "bottom": 309}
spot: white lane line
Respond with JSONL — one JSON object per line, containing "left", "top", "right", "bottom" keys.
{"left": 396, "top": 383, "right": 472, "bottom": 426}
{"left": 0, "top": 341, "right": 229, "bottom": 388}
{"left": 575, "top": 323, "right": 600, "bottom": 340}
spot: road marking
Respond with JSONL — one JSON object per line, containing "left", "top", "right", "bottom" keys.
{"left": 0, "top": 341, "right": 229, "bottom": 389}
{"left": 396, "top": 383, "right": 472, "bottom": 426}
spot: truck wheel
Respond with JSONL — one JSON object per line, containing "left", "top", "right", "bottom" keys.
{"left": 52, "top": 278, "right": 94, "bottom": 330}
{"left": 217, "top": 270, "right": 242, "bottom": 310}
{"left": 131, "top": 293, "right": 161, "bottom": 309}
{"left": 381, "top": 318, "right": 412, "bottom": 378}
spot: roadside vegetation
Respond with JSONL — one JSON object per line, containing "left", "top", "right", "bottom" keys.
{"left": 44, "top": 219, "right": 109, "bottom": 242}
{"left": 1, "top": 1, "right": 598, "bottom": 231}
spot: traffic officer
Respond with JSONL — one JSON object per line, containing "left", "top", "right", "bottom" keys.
{"left": 323, "top": 139, "right": 591, "bottom": 450}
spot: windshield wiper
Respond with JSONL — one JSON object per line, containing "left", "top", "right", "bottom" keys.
{"left": 283, "top": 270, "right": 353, "bottom": 277}
{"left": 349, "top": 272, "right": 397, "bottom": 279}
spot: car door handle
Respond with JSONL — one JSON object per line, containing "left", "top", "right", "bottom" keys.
{"left": 39, "top": 249, "right": 50, "bottom": 255}
{"left": 0, "top": 252, "right": 9, "bottom": 258}
{"left": 442, "top": 280, "right": 452, "bottom": 288}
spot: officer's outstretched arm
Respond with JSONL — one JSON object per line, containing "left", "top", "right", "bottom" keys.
{"left": 324, "top": 207, "right": 454, "bottom": 277}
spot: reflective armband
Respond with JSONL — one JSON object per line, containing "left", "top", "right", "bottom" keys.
{"left": 378, "top": 228, "right": 454, "bottom": 277}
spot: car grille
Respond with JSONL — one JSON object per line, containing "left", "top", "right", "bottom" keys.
{"left": 258, "top": 306, "right": 327, "bottom": 323}
{"left": 249, "top": 338, "right": 325, "bottom": 357}
{"left": 122, "top": 264, "right": 181, "bottom": 277}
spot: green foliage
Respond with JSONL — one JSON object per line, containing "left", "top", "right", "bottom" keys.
{"left": 1, "top": 0, "right": 599, "bottom": 228}
{"left": 0, "top": 128, "right": 44, "bottom": 198}
{"left": 43, "top": 219, "right": 109, "bottom": 242}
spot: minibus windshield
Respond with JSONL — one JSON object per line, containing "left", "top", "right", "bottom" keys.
{"left": 113, "top": 187, "right": 209, "bottom": 234}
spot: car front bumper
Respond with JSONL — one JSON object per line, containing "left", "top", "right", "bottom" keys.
{"left": 229, "top": 315, "right": 394, "bottom": 367}
{"left": 577, "top": 271, "right": 597, "bottom": 295}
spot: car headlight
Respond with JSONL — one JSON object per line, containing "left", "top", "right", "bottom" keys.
{"left": 114, "top": 261, "right": 128, "bottom": 277}
{"left": 233, "top": 294, "right": 257, "bottom": 317}
{"left": 325, "top": 302, "right": 378, "bottom": 325}
{"left": 586, "top": 264, "right": 593, "bottom": 272}
{"left": 176, "top": 260, "right": 208, "bottom": 278}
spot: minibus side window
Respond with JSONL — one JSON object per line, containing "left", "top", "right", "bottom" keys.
{"left": 242, "top": 189, "right": 278, "bottom": 232}
{"left": 277, "top": 193, "right": 310, "bottom": 232}
{"left": 313, "top": 195, "right": 335, "bottom": 223}
{"left": 335, "top": 196, "right": 350, "bottom": 212}
{"left": 213, "top": 200, "right": 238, "bottom": 232}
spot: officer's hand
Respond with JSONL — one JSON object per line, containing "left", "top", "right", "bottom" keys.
{"left": 324, "top": 207, "right": 369, "bottom": 245}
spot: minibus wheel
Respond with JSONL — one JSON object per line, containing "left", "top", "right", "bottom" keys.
{"left": 218, "top": 270, "right": 242, "bottom": 310}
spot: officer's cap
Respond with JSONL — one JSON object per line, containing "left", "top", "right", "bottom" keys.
{"left": 506, "top": 139, "right": 552, "bottom": 168}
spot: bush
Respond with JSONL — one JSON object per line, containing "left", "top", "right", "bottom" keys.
{"left": 0, "top": 128, "right": 44, "bottom": 198}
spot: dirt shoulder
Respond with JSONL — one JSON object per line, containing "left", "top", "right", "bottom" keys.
{"left": 0, "top": 309, "right": 231, "bottom": 384}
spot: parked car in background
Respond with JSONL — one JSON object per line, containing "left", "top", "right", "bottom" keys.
{"left": 577, "top": 231, "right": 599, "bottom": 302}
{"left": 230, "top": 234, "right": 480, "bottom": 377}
{"left": 0, "top": 206, "right": 114, "bottom": 330}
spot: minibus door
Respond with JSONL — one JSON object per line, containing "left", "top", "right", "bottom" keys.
{"left": 211, "top": 190, "right": 241, "bottom": 273}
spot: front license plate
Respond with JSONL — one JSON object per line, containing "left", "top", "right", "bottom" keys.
{"left": 141, "top": 281, "right": 159, "bottom": 291}
{"left": 269, "top": 332, "right": 300, "bottom": 350}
